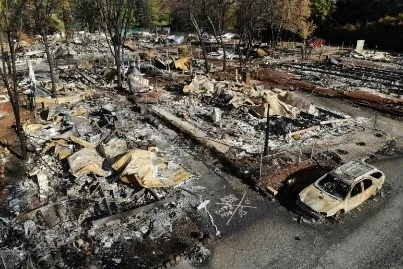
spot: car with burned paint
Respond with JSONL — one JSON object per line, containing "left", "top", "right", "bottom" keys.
{"left": 297, "top": 161, "right": 385, "bottom": 219}
{"left": 308, "top": 37, "right": 325, "bottom": 48}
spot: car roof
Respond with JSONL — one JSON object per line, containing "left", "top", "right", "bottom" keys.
{"left": 330, "top": 161, "right": 379, "bottom": 185}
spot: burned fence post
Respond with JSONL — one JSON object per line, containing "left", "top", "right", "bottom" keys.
{"left": 299, "top": 147, "right": 302, "bottom": 164}
{"left": 310, "top": 142, "right": 315, "bottom": 159}
{"left": 263, "top": 104, "right": 270, "bottom": 157}
{"left": 259, "top": 154, "right": 263, "bottom": 180}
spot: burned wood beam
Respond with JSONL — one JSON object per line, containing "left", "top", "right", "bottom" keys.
{"left": 146, "top": 188, "right": 160, "bottom": 201}
{"left": 92, "top": 196, "right": 176, "bottom": 228}
{"left": 102, "top": 129, "right": 117, "bottom": 144}
{"left": 150, "top": 106, "right": 264, "bottom": 190}
{"left": 35, "top": 94, "right": 85, "bottom": 109}
{"left": 75, "top": 70, "right": 97, "bottom": 85}
{"left": 177, "top": 186, "right": 202, "bottom": 198}
{"left": 290, "top": 126, "right": 321, "bottom": 138}
{"left": 150, "top": 107, "right": 261, "bottom": 189}
{"left": 320, "top": 118, "right": 354, "bottom": 125}
{"left": 150, "top": 106, "right": 230, "bottom": 154}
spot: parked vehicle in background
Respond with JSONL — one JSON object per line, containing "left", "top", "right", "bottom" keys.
{"left": 297, "top": 161, "right": 385, "bottom": 219}
{"left": 308, "top": 37, "right": 325, "bottom": 48}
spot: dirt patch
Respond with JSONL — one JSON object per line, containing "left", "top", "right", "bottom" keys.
{"left": 260, "top": 160, "right": 317, "bottom": 190}
{"left": 2, "top": 154, "right": 27, "bottom": 183}
{"left": 0, "top": 101, "right": 33, "bottom": 148}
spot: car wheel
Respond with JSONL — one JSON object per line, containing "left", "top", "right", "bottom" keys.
{"left": 334, "top": 210, "right": 344, "bottom": 220}
{"left": 373, "top": 188, "right": 384, "bottom": 198}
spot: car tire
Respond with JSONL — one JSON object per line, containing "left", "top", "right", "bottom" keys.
{"left": 334, "top": 210, "right": 344, "bottom": 220}
{"left": 373, "top": 188, "right": 384, "bottom": 198}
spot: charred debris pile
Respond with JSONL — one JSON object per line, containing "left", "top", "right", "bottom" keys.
{"left": 0, "top": 32, "right": 396, "bottom": 268}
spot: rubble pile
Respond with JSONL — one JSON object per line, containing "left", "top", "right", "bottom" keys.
{"left": 0, "top": 30, "right": 399, "bottom": 268}
{"left": 349, "top": 49, "right": 403, "bottom": 64}
{"left": 23, "top": 33, "right": 111, "bottom": 59}
{"left": 277, "top": 61, "right": 403, "bottom": 99}
{"left": 1, "top": 92, "right": 215, "bottom": 268}
{"left": 153, "top": 75, "right": 392, "bottom": 189}
{"left": 160, "top": 76, "right": 358, "bottom": 153}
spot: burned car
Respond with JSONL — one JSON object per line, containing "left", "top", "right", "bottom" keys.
{"left": 297, "top": 161, "right": 385, "bottom": 219}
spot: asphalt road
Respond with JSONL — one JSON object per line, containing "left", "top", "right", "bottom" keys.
{"left": 176, "top": 96, "right": 403, "bottom": 269}
{"left": 205, "top": 153, "right": 403, "bottom": 269}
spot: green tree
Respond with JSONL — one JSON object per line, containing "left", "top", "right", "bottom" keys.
{"left": 135, "top": 0, "right": 157, "bottom": 28}
{"left": 61, "top": 0, "right": 72, "bottom": 43}
{"left": 311, "top": 0, "right": 334, "bottom": 23}
{"left": 294, "top": 0, "right": 316, "bottom": 59}
{"left": 73, "top": 0, "right": 102, "bottom": 32}
{"left": 263, "top": 0, "right": 296, "bottom": 44}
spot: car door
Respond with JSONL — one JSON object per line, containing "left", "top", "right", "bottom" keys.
{"left": 361, "top": 178, "right": 376, "bottom": 201}
{"left": 346, "top": 182, "right": 364, "bottom": 210}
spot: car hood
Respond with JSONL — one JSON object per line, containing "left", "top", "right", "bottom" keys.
{"left": 299, "top": 185, "right": 342, "bottom": 214}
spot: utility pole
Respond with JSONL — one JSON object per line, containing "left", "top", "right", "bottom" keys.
{"left": 263, "top": 104, "right": 270, "bottom": 156}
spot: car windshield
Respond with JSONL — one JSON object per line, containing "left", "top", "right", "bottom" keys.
{"left": 317, "top": 173, "right": 350, "bottom": 200}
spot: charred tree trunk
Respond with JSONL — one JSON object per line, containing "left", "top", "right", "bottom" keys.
{"left": 9, "top": 39, "right": 27, "bottom": 159}
{"left": 43, "top": 33, "right": 57, "bottom": 98}
{"left": 207, "top": 16, "right": 226, "bottom": 71}
{"left": 238, "top": 38, "right": 243, "bottom": 68}
{"left": 199, "top": 38, "right": 210, "bottom": 74}
{"left": 0, "top": 34, "right": 27, "bottom": 160}
{"left": 222, "top": 40, "right": 226, "bottom": 71}
{"left": 4, "top": 52, "right": 12, "bottom": 75}
{"left": 114, "top": 44, "right": 123, "bottom": 89}
{"left": 97, "top": 0, "right": 134, "bottom": 92}
{"left": 190, "top": 13, "right": 210, "bottom": 74}
{"left": 275, "top": 25, "right": 283, "bottom": 46}
{"left": 301, "top": 39, "right": 306, "bottom": 59}
{"left": 0, "top": 0, "right": 28, "bottom": 160}
{"left": 238, "top": 38, "right": 248, "bottom": 69}
{"left": 242, "top": 36, "right": 254, "bottom": 69}
{"left": 302, "top": 39, "right": 311, "bottom": 60}
{"left": 62, "top": 9, "right": 71, "bottom": 47}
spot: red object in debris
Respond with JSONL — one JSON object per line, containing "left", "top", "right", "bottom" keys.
{"left": 308, "top": 38, "right": 325, "bottom": 48}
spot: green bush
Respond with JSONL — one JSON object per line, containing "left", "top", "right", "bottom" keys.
{"left": 49, "top": 14, "right": 65, "bottom": 34}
